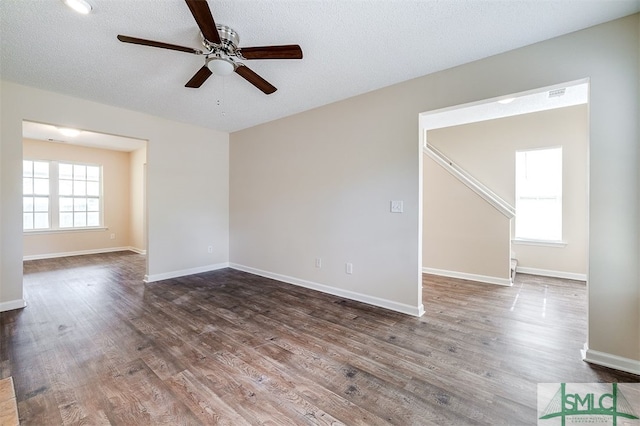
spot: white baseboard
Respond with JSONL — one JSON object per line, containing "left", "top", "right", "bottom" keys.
{"left": 0, "top": 298, "right": 27, "bottom": 313}
{"left": 229, "top": 263, "right": 425, "bottom": 317}
{"left": 422, "top": 267, "right": 512, "bottom": 286}
{"left": 582, "top": 343, "right": 640, "bottom": 376}
{"left": 128, "top": 247, "right": 147, "bottom": 255}
{"left": 23, "top": 246, "right": 143, "bottom": 261}
{"left": 516, "top": 266, "right": 586, "bottom": 281}
{"left": 144, "top": 262, "right": 230, "bottom": 283}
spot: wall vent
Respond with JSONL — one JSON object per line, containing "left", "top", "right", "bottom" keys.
{"left": 548, "top": 88, "right": 566, "bottom": 98}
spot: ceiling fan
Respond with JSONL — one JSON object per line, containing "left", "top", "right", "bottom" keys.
{"left": 117, "top": 0, "right": 303, "bottom": 95}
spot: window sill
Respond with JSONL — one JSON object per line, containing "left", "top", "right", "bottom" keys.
{"left": 512, "top": 238, "right": 567, "bottom": 248}
{"left": 24, "top": 227, "right": 108, "bottom": 235}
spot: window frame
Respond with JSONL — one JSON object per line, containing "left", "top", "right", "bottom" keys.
{"left": 22, "top": 160, "right": 51, "bottom": 231}
{"left": 514, "top": 146, "right": 564, "bottom": 244}
{"left": 22, "top": 159, "right": 105, "bottom": 233}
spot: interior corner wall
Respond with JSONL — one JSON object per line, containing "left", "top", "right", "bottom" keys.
{"left": 0, "top": 81, "right": 230, "bottom": 312}
{"left": 129, "top": 146, "right": 147, "bottom": 253}
{"left": 230, "top": 14, "right": 639, "bottom": 363}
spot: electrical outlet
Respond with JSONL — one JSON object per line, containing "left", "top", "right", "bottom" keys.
{"left": 346, "top": 262, "right": 353, "bottom": 274}
{"left": 110, "top": 233, "right": 115, "bottom": 240}
{"left": 315, "top": 258, "right": 322, "bottom": 268}
{"left": 207, "top": 246, "right": 213, "bottom": 254}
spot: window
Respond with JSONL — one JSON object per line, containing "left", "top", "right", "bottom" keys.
{"left": 515, "top": 147, "right": 562, "bottom": 241}
{"left": 59, "top": 163, "right": 101, "bottom": 228}
{"left": 23, "top": 160, "right": 50, "bottom": 230}
{"left": 22, "top": 160, "right": 102, "bottom": 231}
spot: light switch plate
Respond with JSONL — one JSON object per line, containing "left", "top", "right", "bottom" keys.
{"left": 391, "top": 200, "right": 404, "bottom": 213}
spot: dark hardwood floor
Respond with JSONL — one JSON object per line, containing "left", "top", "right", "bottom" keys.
{"left": 1, "top": 252, "right": 637, "bottom": 425}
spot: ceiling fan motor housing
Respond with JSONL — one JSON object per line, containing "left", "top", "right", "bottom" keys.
{"left": 202, "top": 25, "right": 240, "bottom": 59}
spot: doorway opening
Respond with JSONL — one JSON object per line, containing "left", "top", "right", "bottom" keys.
{"left": 419, "top": 79, "right": 589, "bottom": 286}
{"left": 21, "top": 120, "right": 148, "bottom": 269}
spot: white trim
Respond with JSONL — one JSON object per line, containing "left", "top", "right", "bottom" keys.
{"left": 0, "top": 299, "right": 27, "bottom": 313}
{"left": 424, "top": 144, "right": 515, "bottom": 219}
{"left": 23, "top": 246, "right": 140, "bottom": 261}
{"left": 582, "top": 344, "right": 640, "bottom": 376}
{"left": 144, "top": 262, "right": 230, "bottom": 283}
{"left": 128, "top": 247, "right": 147, "bottom": 255}
{"left": 422, "top": 267, "right": 513, "bottom": 286}
{"left": 230, "top": 263, "right": 425, "bottom": 317}
{"left": 516, "top": 266, "right": 586, "bottom": 281}
{"left": 24, "top": 226, "right": 108, "bottom": 235}
{"left": 512, "top": 238, "right": 567, "bottom": 248}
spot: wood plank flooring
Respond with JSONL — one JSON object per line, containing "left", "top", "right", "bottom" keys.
{"left": 0, "top": 376, "right": 19, "bottom": 426}
{"left": 1, "top": 251, "right": 637, "bottom": 425}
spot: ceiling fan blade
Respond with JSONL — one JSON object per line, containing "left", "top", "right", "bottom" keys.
{"left": 184, "top": 0, "right": 221, "bottom": 44}
{"left": 239, "top": 45, "right": 303, "bottom": 60}
{"left": 185, "top": 65, "right": 213, "bottom": 88}
{"left": 117, "top": 35, "right": 202, "bottom": 54}
{"left": 235, "top": 65, "right": 277, "bottom": 94}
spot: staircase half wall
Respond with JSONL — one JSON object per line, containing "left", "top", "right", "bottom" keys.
{"left": 423, "top": 153, "right": 512, "bottom": 286}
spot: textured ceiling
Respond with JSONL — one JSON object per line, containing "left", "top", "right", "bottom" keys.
{"left": 1, "top": 0, "right": 639, "bottom": 133}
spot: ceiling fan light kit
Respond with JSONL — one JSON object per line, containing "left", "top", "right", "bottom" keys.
{"left": 208, "top": 58, "right": 235, "bottom": 76}
{"left": 117, "top": 0, "right": 303, "bottom": 95}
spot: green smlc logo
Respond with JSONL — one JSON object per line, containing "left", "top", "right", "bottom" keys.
{"left": 539, "top": 383, "right": 639, "bottom": 425}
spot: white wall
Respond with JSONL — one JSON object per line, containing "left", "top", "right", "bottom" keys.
{"left": 230, "top": 96, "right": 424, "bottom": 316}
{"left": 0, "top": 81, "right": 229, "bottom": 311}
{"left": 231, "top": 14, "right": 639, "bottom": 370}
{"left": 129, "top": 146, "right": 147, "bottom": 253}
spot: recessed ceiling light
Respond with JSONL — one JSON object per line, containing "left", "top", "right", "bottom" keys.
{"left": 497, "top": 97, "right": 516, "bottom": 105}
{"left": 62, "top": 0, "right": 92, "bottom": 14}
{"left": 58, "top": 128, "right": 81, "bottom": 137}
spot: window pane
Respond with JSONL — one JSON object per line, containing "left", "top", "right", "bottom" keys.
{"left": 87, "top": 198, "right": 100, "bottom": 212}
{"left": 87, "top": 212, "right": 100, "bottom": 227}
{"left": 34, "top": 197, "right": 49, "bottom": 212}
{"left": 34, "top": 213, "right": 49, "bottom": 229}
{"left": 59, "top": 163, "right": 73, "bottom": 180}
{"left": 74, "top": 198, "right": 87, "bottom": 212}
{"left": 74, "top": 181, "right": 86, "bottom": 196}
{"left": 59, "top": 180, "right": 73, "bottom": 196}
{"left": 33, "top": 161, "right": 49, "bottom": 178}
{"left": 74, "top": 213, "right": 87, "bottom": 227}
{"left": 516, "top": 198, "right": 562, "bottom": 240}
{"left": 34, "top": 178, "right": 49, "bottom": 195}
{"left": 23, "top": 197, "right": 34, "bottom": 212}
{"left": 60, "top": 197, "right": 74, "bottom": 212}
{"left": 87, "top": 181, "right": 99, "bottom": 196}
{"left": 74, "top": 164, "right": 86, "bottom": 180}
{"left": 23, "top": 213, "right": 33, "bottom": 230}
{"left": 87, "top": 166, "right": 100, "bottom": 181}
{"left": 23, "top": 161, "right": 32, "bottom": 177}
{"left": 60, "top": 213, "right": 73, "bottom": 228}
{"left": 515, "top": 147, "right": 562, "bottom": 241}
{"left": 23, "top": 178, "right": 33, "bottom": 195}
